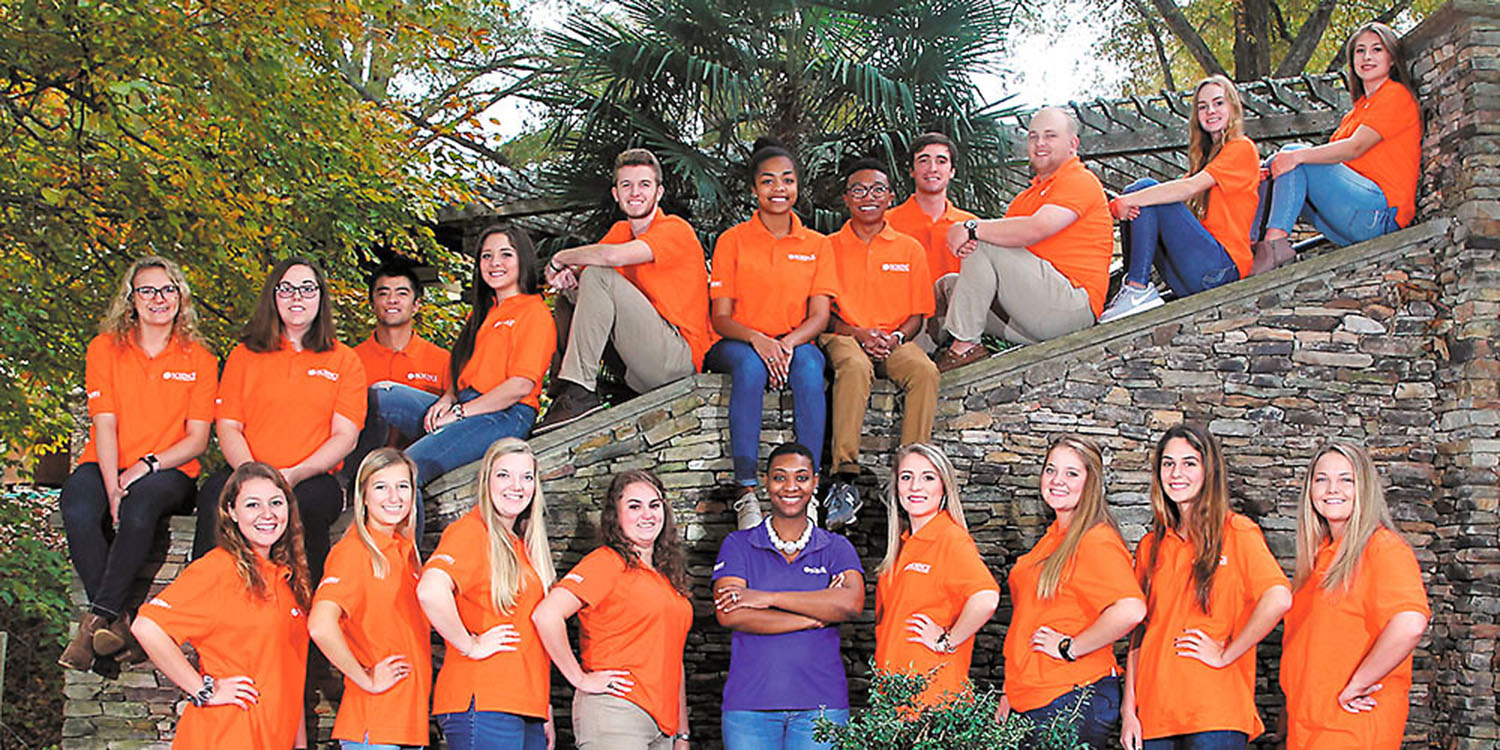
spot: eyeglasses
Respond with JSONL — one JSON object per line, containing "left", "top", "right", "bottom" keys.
{"left": 845, "top": 183, "right": 890, "bottom": 199}
{"left": 275, "top": 282, "right": 321, "bottom": 300}
{"left": 132, "top": 284, "right": 180, "bottom": 300}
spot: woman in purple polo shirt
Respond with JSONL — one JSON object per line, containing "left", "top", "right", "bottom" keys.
{"left": 713, "top": 442, "right": 866, "bottom": 749}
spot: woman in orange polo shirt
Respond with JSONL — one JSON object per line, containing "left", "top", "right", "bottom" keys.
{"left": 1120, "top": 423, "right": 1291, "bottom": 750}
{"left": 415, "top": 437, "right": 556, "bottom": 749}
{"left": 1254, "top": 21, "right": 1421, "bottom": 269}
{"left": 999, "top": 435, "right": 1145, "bottom": 747}
{"left": 1100, "top": 75, "right": 1260, "bottom": 322}
{"left": 60, "top": 256, "right": 217, "bottom": 671}
{"left": 706, "top": 138, "right": 834, "bottom": 529}
{"left": 532, "top": 469, "right": 694, "bottom": 750}
{"left": 873, "top": 443, "right": 1000, "bottom": 706}
{"left": 132, "top": 461, "right": 313, "bottom": 749}
{"left": 1280, "top": 441, "right": 1429, "bottom": 749}
{"left": 309, "top": 447, "right": 432, "bottom": 749}
{"left": 192, "top": 256, "right": 367, "bottom": 582}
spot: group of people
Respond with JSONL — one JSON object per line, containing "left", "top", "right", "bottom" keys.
{"left": 51, "top": 17, "right": 1428, "bottom": 750}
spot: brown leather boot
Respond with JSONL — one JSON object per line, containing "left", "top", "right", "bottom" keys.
{"left": 58, "top": 612, "right": 105, "bottom": 671}
{"left": 92, "top": 612, "right": 132, "bottom": 656}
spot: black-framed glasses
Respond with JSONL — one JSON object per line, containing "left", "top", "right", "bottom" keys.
{"left": 845, "top": 183, "right": 890, "bottom": 199}
{"left": 274, "top": 281, "right": 321, "bottom": 300}
{"left": 132, "top": 284, "right": 180, "bottom": 300}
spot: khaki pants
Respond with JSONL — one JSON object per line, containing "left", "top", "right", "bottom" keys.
{"left": 914, "top": 273, "right": 959, "bottom": 353}
{"left": 558, "top": 267, "right": 695, "bottom": 393}
{"left": 819, "top": 334, "right": 939, "bottom": 475}
{"left": 573, "top": 691, "right": 674, "bottom": 750}
{"left": 943, "top": 242, "right": 1095, "bottom": 345}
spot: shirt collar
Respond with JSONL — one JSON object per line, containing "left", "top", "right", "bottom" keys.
{"left": 837, "top": 219, "right": 900, "bottom": 247}
{"left": 901, "top": 509, "right": 958, "bottom": 543}
{"left": 748, "top": 210, "right": 813, "bottom": 242}
{"left": 1031, "top": 156, "right": 1083, "bottom": 188}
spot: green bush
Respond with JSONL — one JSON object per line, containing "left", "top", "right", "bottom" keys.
{"left": 814, "top": 663, "right": 1090, "bottom": 750}
{"left": 0, "top": 487, "right": 70, "bottom": 644}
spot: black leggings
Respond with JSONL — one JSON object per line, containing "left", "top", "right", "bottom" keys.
{"left": 191, "top": 467, "right": 343, "bottom": 583}
{"left": 61, "top": 463, "right": 195, "bottom": 619}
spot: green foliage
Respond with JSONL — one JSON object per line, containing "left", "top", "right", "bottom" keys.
{"left": 812, "top": 664, "right": 1090, "bottom": 750}
{"left": 530, "top": 0, "right": 1023, "bottom": 249}
{"left": 0, "top": 487, "right": 68, "bottom": 643}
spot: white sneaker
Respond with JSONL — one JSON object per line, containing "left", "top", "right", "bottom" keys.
{"left": 1098, "top": 283, "right": 1165, "bottom": 323}
{"left": 733, "top": 489, "right": 763, "bottom": 530}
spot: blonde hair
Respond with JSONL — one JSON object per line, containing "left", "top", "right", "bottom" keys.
{"left": 1293, "top": 441, "right": 1398, "bottom": 592}
{"left": 99, "top": 256, "right": 203, "bottom": 349}
{"left": 876, "top": 443, "right": 969, "bottom": 579}
{"left": 1141, "top": 423, "right": 1231, "bottom": 613}
{"left": 1185, "top": 75, "right": 1246, "bottom": 219}
{"left": 1034, "top": 435, "right": 1123, "bottom": 600}
{"left": 349, "top": 447, "right": 420, "bottom": 579}
{"left": 475, "top": 438, "right": 556, "bottom": 613}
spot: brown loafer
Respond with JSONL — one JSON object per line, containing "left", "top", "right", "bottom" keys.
{"left": 1250, "top": 237, "right": 1295, "bottom": 275}
{"left": 59, "top": 612, "right": 106, "bottom": 671}
{"left": 92, "top": 612, "right": 132, "bottom": 657}
{"left": 935, "top": 344, "right": 989, "bottom": 373}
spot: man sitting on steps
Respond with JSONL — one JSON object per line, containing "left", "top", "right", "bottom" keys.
{"left": 536, "top": 148, "right": 716, "bottom": 432}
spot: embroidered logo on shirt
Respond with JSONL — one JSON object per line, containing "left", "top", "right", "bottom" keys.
{"left": 431, "top": 553, "right": 456, "bottom": 565}
{"left": 408, "top": 372, "right": 441, "bottom": 385}
{"left": 320, "top": 576, "right": 340, "bottom": 586}
{"left": 713, "top": 561, "right": 725, "bottom": 571}
{"left": 147, "top": 597, "right": 171, "bottom": 609}
{"left": 709, "top": 280, "right": 723, "bottom": 288}
{"left": 291, "top": 607, "right": 304, "bottom": 618}
{"left": 881, "top": 263, "right": 911, "bottom": 273}
{"left": 1220, "top": 555, "right": 1229, "bottom": 566}
{"left": 307, "top": 368, "right": 340, "bottom": 382}
{"left": 803, "top": 565, "right": 828, "bottom": 575}
{"left": 903, "top": 562, "right": 931, "bottom": 574}
{"left": 565, "top": 572, "right": 585, "bottom": 584}
{"left": 786, "top": 253, "right": 816, "bottom": 262}
{"left": 491, "top": 318, "right": 517, "bottom": 328}
{"left": 87, "top": 389, "right": 101, "bottom": 400}
{"left": 161, "top": 371, "right": 197, "bottom": 382}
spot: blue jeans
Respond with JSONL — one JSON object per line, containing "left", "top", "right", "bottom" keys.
{"left": 1142, "top": 730, "right": 1248, "bottom": 750}
{"left": 722, "top": 707, "right": 849, "bottom": 750}
{"left": 339, "top": 738, "right": 414, "bottom": 750}
{"left": 372, "top": 384, "right": 538, "bottom": 488}
{"left": 1120, "top": 178, "right": 1240, "bottom": 297}
{"left": 1019, "top": 675, "right": 1121, "bottom": 749}
{"left": 705, "top": 339, "right": 827, "bottom": 486}
{"left": 1256, "top": 144, "right": 1400, "bottom": 247}
{"left": 437, "top": 701, "right": 546, "bottom": 750}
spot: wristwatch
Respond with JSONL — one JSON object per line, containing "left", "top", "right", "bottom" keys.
{"left": 935, "top": 630, "right": 956, "bottom": 654}
{"left": 451, "top": 403, "right": 466, "bottom": 420}
{"left": 141, "top": 453, "right": 160, "bottom": 474}
{"left": 891, "top": 330, "right": 906, "bottom": 344}
{"left": 188, "top": 674, "right": 214, "bottom": 707}
{"left": 673, "top": 731, "right": 691, "bottom": 742}
{"left": 1058, "top": 637, "right": 1076, "bottom": 662}
{"left": 963, "top": 219, "right": 979, "bottom": 241}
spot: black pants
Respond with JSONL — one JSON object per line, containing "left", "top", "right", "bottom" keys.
{"left": 61, "top": 463, "right": 195, "bottom": 619}
{"left": 191, "top": 467, "right": 343, "bottom": 583}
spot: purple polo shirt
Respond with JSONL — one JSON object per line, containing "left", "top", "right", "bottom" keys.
{"left": 713, "top": 524, "right": 864, "bottom": 711}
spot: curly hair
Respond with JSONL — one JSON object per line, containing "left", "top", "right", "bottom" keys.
{"left": 98, "top": 256, "right": 203, "bottom": 349}
{"left": 216, "top": 462, "right": 313, "bottom": 609}
{"left": 599, "top": 469, "right": 688, "bottom": 596}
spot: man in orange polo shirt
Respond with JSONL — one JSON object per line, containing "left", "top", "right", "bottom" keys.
{"left": 820, "top": 158, "right": 940, "bottom": 525}
{"left": 344, "top": 262, "right": 449, "bottom": 483}
{"left": 535, "top": 148, "right": 715, "bottom": 432}
{"left": 934, "top": 107, "right": 1112, "bottom": 372}
{"left": 886, "top": 132, "right": 977, "bottom": 352}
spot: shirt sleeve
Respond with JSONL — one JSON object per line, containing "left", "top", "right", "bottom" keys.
{"left": 312, "top": 544, "right": 368, "bottom": 616}
{"left": 84, "top": 336, "right": 117, "bottom": 417}
{"left": 139, "top": 554, "right": 221, "bottom": 645}
{"left": 828, "top": 534, "right": 865, "bottom": 577}
{"left": 1365, "top": 531, "right": 1430, "bottom": 626}
{"left": 1204, "top": 139, "right": 1261, "bottom": 196}
{"left": 1360, "top": 86, "right": 1419, "bottom": 142}
{"left": 507, "top": 300, "right": 557, "bottom": 388}
{"left": 1232, "top": 516, "right": 1290, "bottom": 603}
{"left": 1133, "top": 533, "right": 1156, "bottom": 587}
{"left": 640, "top": 217, "right": 698, "bottom": 268}
{"left": 1044, "top": 168, "right": 1104, "bottom": 218}
{"left": 187, "top": 345, "right": 219, "bottom": 423}
{"left": 214, "top": 345, "right": 249, "bottom": 423}
{"left": 556, "top": 548, "right": 624, "bottom": 607}
{"left": 424, "top": 519, "right": 486, "bottom": 597}
{"left": 708, "top": 230, "right": 738, "bottom": 301}
{"left": 942, "top": 536, "right": 1000, "bottom": 603}
{"left": 333, "top": 346, "right": 368, "bottom": 427}
{"left": 712, "top": 532, "right": 748, "bottom": 582}
{"left": 1074, "top": 526, "right": 1145, "bottom": 614}
{"left": 809, "top": 236, "right": 839, "bottom": 300}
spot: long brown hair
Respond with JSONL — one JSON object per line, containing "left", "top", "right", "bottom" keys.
{"left": 1344, "top": 21, "right": 1414, "bottom": 101}
{"left": 1293, "top": 441, "right": 1400, "bottom": 592}
{"left": 99, "top": 256, "right": 204, "bottom": 350}
{"left": 876, "top": 443, "right": 969, "bottom": 579}
{"left": 348, "top": 447, "right": 420, "bottom": 580}
{"left": 599, "top": 469, "right": 688, "bottom": 596}
{"left": 216, "top": 462, "right": 313, "bottom": 608}
{"left": 448, "top": 224, "right": 538, "bottom": 389}
{"left": 1034, "top": 435, "right": 1123, "bottom": 599}
{"left": 1141, "top": 423, "right": 1231, "bottom": 613}
{"left": 475, "top": 438, "right": 556, "bottom": 613}
{"left": 242, "top": 256, "right": 337, "bottom": 353}
{"left": 1185, "top": 75, "right": 1246, "bottom": 219}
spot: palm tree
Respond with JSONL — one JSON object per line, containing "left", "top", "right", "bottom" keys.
{"left": 528, "top": 0, "right": 1023, "bottom": 248}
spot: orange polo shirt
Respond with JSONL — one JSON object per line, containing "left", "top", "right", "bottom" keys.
{"left": 215, "top": 342, "right": 366, "bottom": 471}
{"left": 709, "top": 212, "right": 837, "bottom": 337}
{"left": 875, "top": 511, "right": 1000, "bottom": 706}
{"left": 80, "top": 333, "right": 217, "bottom": 478}
{"left": 1281, "top": 527, "right": 1429, "bottom": 750}
{"left": 354, "top": 332, "right": 448, "bottom": 394}
{"left": 424, "top": 507, "right": 551, "bottom": 718}
{"left": 556, "top": 546, "right": 693, "bottom": 734}
{"left": 1334, "top": 81, "right": 1421, "bottom": 227}
{"left": 138, "top": 549, "right": 308, "bottom": 750}
{"left": 454, "top": 293, "right": 555, "bottom": 411}
{"left": 313, "top": 528, "right": 432, "bottom": 745}
{"left": 1200, "top": 136, "right": 1261, "bottom": 278}
{"left": 827, "top": 221, "right": 935, "bottom": 332}
{"left": 1133, "top": 513, "right": 1289, "bottom": 740}
{"left": 887, "top": 196, "right": 977, "bottom": 283}
{"left": 1005, "top": 157, "right": 1112, "bottom": 317}
{"left": 1004, "top": 521, "right": 1143, "bottom": 712}
{"left": 605, "top": 209, "right": 716, "bottom": 369}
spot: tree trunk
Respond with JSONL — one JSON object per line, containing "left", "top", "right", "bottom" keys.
{"left": 1234, "top": 0, "right": 1273, "bottom": 81}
